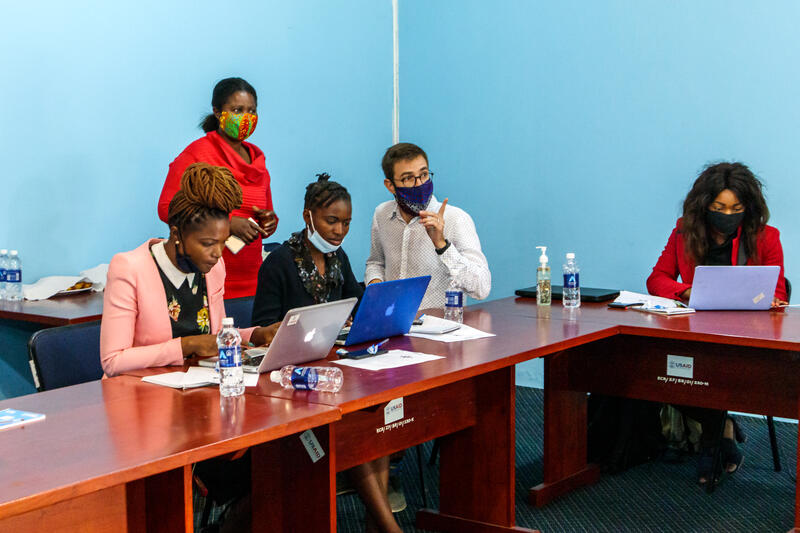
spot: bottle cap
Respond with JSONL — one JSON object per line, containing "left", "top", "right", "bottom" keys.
{"left": 566, "top": 252, "right": 575, "bottom": 260}
{"left": 270, "top": 370, "right": 281, "bottom": 383}
{"left": 0, "top": 249, "right": 7, "bottom": 254}
{"left": 536, "top": 246, "right": 548, "bottom": 265}
{"left": 9, "top": 250, "right": 18, "bottom": 256}
{"left": 221, "top": 317, "right": 234, "bottom": 327}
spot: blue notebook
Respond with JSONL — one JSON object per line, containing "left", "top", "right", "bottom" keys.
{"left": 0, "top": 408, "right": 46, "bottom": 431}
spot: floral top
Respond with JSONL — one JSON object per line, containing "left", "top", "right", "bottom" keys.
{"left": 287, "top": 230, "right": 344, "bottom": 304}
{"left": 152, "top": 255, "right": 210, "bottom": 338}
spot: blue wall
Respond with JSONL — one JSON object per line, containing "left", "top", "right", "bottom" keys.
{"left": 400, "top": 0, "right": 800, "bottom": 386}
{"left": 4, "top": 1, "right": 800, "bottom": 394}
{"left": 0, "top": 0, "right": 392, "bottom": 398}
{"left": 0, "top": 0, "right": 392, "bottom": 282}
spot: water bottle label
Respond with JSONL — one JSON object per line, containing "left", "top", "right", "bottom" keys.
{"left": 445, "top": 290, "right": 463, "bottom": 308}
{"left": 290, "top": 367, "right": 319, "bottom": 390}
{"left": 218, "top": 345, "right": 241, "bottom": 368}
{"left": 563, "top": 273, "right": 579, "bottom": 289}
{"left": 6, "top": 270, "right": 21, "bottom": 283}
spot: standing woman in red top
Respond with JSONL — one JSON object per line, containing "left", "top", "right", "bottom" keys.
{"left": 159, "top": 77, "right": 278, "bottom": 299}
{"left": 647, "top": 161, "right": 788, "bottom": 483}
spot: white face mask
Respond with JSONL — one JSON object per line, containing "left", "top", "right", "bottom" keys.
{"left": 306, "top": 212, "right": 341, "bottom": 254}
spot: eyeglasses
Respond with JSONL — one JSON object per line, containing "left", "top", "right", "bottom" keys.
{"left": 394, "top": 171, "right": 433, "bottom": 188}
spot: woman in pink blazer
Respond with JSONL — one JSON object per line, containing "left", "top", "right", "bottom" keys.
{"left": 101, "top": 163, "right": 274, "bottom": 377}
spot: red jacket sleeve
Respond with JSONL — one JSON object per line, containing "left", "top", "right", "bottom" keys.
{"left": 158, "top": 150, "right": 198, "bottom": 223}
{"left": 647, "top": 226, "right": 692, "bottom": 299}
{"left": 758, "top": 227, "right": 787, "bottom": 302}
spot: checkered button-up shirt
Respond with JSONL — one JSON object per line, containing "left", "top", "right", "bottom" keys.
{"left": 364, "top": 197, "right": 491, "bottom": 309}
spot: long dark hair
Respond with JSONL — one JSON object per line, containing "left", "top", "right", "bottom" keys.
{"left": 200, "top": 77, "right": 257, "bottom": 133}
{"left": 681, "top": 162, "right": 769, "bottom": 265}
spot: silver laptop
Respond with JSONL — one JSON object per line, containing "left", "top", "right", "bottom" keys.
{"left": 688, "top": 266, "right": 780, "bottom": 310}
{"left": 200, "top": 298, "right": 357, "bottom": 373}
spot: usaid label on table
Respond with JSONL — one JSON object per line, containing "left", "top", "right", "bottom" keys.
{"left": 384, "top": 397, "right": 404, "bottom": 425}
{"left": 299, "top": 429, "right": 325, "bottom": 463}
{"left": 666, "top": 355, "right": 693, "bottom": 379}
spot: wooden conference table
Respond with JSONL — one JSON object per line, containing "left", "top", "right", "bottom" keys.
{"left": 6, "top": 296, "right": 800, "bottom": 532}
{"left": 0, "top": 291, "right": 104, "bottom": 326}
{"left": 493, "top": 297, "right": 800, "bottom": 531}
{"left": 0, "top": 375, "right": 340, "bottom": 532}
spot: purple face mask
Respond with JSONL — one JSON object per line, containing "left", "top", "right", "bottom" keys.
{"left": 394, "top": 179, "right": 433, "bottom": 216}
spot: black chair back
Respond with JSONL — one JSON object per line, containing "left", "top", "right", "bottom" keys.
{"left": 28, "top": 321, "right": 103, "bottom": 392}
{"left": 224, "top": 296, "right": 255, "bottom": 329}
{"left": 785, "top": 277, "right": 792, "bottom": 303}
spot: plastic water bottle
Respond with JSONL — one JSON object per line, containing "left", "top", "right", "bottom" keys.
{"left": 217, "top": 317, "right": 244, "bottom": 397}
{"left": 562, "top": 252, "right": 580, "bottom": 308}
{"left": 0, "top": 249, "right": 7, "bottom": 300}
{"left": 270, "top": 365, "right": 344, "bottom": 392}
{"left": 444, "top": 281, "right": 464, "bottom": 323}
{"left": 5, "top": 250, "right": 22, "bottom": 301}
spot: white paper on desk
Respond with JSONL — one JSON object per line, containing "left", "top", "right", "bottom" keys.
{"left": 613, "top": 290, "right": 681, "bottom": 308}
{"left": 333, "top": 350, "right": 443, "bottom": 371}
{"left": 406, "top": 316, "right": 495, "bottom": 343}
{"left": 23, "top": 275, "right": 85, "bottom": 300}
{"left": 22, "top": 263, "right": 109, "bottom": 300}
{"left": 142, "top": 371, "right": 213, "bottom": 389}
{"left": 80, "top": 263, "right": 109, "bottom": 291}
{"left": 185, "top": 366, "right": 260, "bottom": 387}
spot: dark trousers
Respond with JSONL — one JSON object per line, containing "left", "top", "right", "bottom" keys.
{"left": 673, "top": 405, "right": 726, "bottom": 448}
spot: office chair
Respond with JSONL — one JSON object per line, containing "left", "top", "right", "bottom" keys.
{"left": 28, "top": 321, "right": 103, "bottom": 392}
{"left": 224, "top": 296, "right": 255, "bottom": 329}
{"left": 765, "top": 276, "right": 790, "bottom": 473}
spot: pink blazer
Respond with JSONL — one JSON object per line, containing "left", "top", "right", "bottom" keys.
{"left": 100, "top": 239, "right": 255, "bottom": 377}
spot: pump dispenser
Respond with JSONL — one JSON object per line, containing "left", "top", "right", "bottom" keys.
{"left": 536, "top": 246, "right": 551, "bottom": 306}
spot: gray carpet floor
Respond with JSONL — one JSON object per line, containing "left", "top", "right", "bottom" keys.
{"left": 337, "top": 386, "right": 797, "bottom": 532}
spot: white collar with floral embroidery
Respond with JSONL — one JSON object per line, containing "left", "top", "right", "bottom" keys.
{"left": 151, "top": 240, "right": 195, "bottom": 289}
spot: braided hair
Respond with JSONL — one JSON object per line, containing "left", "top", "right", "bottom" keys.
{"left": 304, "top": 173, "right": 351, "bottom": 210}
{"left": 167, "top": 163, "right": 243, "bottom": 232}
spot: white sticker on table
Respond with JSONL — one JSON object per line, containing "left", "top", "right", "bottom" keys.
{"left": 666, "top": 354, "right": 694, "bottom": 379}
{"left": 384, "top": 397, "right": 404, "bottom": 425}
{"left": 299, "top": 429, "right": 325, "bottom": 463}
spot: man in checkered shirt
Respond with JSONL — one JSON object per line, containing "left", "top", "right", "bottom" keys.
{"left": 365, "top": 142, "right": 491, "bottom": 309}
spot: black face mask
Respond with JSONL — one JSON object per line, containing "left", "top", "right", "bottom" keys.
{"left": 175, "top": 230, "right": 202, "bottom": 274}
{"left": 706, "top": 210, "right": 745, "bottom": 236}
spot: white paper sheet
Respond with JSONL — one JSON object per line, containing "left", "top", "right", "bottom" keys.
{"left": 406, "top": 317, "right": 495, "bottom": 343}
{"left": 142, "top": 367, "right": 259, "bottom": 389}
{"left": 613, "top": 290, "right": 695, "bottom": 315}
{"left": 613, "top": 290, "right": 681, "bottom": 308}
{"left": 22, "top": 263, "right": 109, "bottom": 300}
{"left": 333, "top": 350, "right": 443, "bottom": 371}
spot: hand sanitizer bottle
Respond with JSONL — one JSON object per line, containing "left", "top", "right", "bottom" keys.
{"left": 536, "top": 246, "right": 551, "bottom": 306}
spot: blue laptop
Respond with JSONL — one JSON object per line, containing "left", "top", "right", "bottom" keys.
{"left": 340, "top": 275, "right": 431, "bottom": 346}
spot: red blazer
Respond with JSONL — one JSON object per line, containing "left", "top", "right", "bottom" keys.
{"left": 646, "top": 219, "right": 787, "bottom": 301}
{"left": 158, "top": 131, "right": 277, "bottom": 298}
{"left": 100, "top": 239, "right": 255, "bottom": 377}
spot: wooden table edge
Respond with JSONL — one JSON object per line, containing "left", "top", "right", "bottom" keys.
{"left": 0, "top": 406, "right": 340, "bottom": 519}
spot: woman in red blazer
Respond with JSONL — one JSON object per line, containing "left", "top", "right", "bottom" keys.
{"left": 158, "top": 77, "right": 278, "bottom": 299}
{"left": 647, "top": 161, "right": 788, "bottom": 484}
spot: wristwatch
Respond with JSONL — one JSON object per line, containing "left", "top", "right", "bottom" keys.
{"left": 435, "top": 239, "right": 451, "bottom": 255}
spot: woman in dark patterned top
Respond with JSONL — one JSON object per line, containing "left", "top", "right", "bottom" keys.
{"left": 252, "top": 175, "right": 401, "bottom": 533}
{"left": 252, "top": 173, "right": 363, "bottom": 326}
